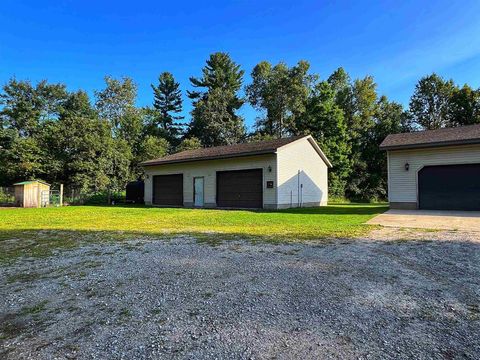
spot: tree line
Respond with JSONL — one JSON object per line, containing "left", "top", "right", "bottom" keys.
{"left": 1, "top": 52, "right": 479, "bottom": 200}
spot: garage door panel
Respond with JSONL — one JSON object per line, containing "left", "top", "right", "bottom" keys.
{"left": 418, "top": 164, "right": 480, "bottom": 211}
{"left": 217, "top": 169, "right": 263, "bottom": 208}
{"left": 153, "top": 174, "right": 183, "bottom": 206}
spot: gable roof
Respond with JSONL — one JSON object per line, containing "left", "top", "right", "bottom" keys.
{"left": 142, "top": 135, "right": 332, "bottom": 167}
{"left": 380, "top": 124, "right": 480, "bottom": 151}
{"left": 13, "top": 180, "right": 50, "bottom": 186}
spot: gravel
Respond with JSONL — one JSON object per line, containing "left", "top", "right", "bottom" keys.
{"left": 1, "top": 229, "right": 479, "bottom": 359}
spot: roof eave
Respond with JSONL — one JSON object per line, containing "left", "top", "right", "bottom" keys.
{"left": 303, "top": 136, "right": 332, "bottom": 168}
{"left": 141, "top": 149, "right": 277, "bottom": 167}
{"left": 380, "top": 139, "right": 480, "bottom": 151}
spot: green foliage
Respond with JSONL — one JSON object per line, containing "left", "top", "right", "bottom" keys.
{"left": 409, "top": 73, "right": 457, "bottom": 129}
{"left": 300, "top": 81, "right": 351, "bottom": 196}
{"left": 95, "top": 76, "right": 137, "bottom": 132}
{"left": 150, "top": 72, "right": 184, "bottom": 141}
{"left": 246, "top": 60, "right": 315, "bottom": 137}
{"left": 83, "top": 191, "right": 126, "bottom": 205}
{"left": 353, "top": 96, "right": 410, "bottom": 200}
{"left": 246, "top": 133, "right": 277, "bottom": 143}
{"left": 138, "top": 136, "right": 169, "bottom": 162}
{"left": 1, "top": 54, "right": 478, "bottom": 202}
{"left": 187, "top": 52, "right": 246, "bottom": 146}
{"left": 175, "top": 137, "right": 203, "bottom": 153}
{"left": 447, "top": 85, "right": 480, "bottom": 126}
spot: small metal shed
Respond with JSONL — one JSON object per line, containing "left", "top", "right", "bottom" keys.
{"left": 13, "top": 180, "right": 50, "bottom": 208}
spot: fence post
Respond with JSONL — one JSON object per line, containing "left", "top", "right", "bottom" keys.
{"left": 59, "top": 184, "right": 64, "bottom": 206}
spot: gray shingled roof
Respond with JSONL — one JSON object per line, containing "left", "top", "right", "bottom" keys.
{"left": 380, "top": 124, "right": 480, "bottom": 150}
{"left": 142, "top": 135, "right": 332, "bottom": 167}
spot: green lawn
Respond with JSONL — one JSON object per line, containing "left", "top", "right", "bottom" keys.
{"left": 0, "top": 204, "right": 387, "bottom": 262}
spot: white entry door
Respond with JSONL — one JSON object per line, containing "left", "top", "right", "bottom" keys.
{"left": 194, "top": 177, "right": 204, "bottom": 207}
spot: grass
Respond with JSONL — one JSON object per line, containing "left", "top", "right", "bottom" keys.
{"left": 0, "top": 204, "right": 387, "bottom": 262}
{"left": 19, "top": 300, "right": 49, "bottom": 316}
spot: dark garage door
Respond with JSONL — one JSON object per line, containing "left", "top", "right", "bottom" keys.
{"left": 418, "top": 164, "right": 480, "bottom": 211}
{"left": 217, "top": 169, "right": 263, "bottom": 208}
{"left": 153, "top": 174, "right": 183, "bottom": 206}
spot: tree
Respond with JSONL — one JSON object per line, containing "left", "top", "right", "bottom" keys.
{"left": 328, "top": 72, "right": 379, "bottom": 199}
{"left": 51, "top": 91, "right": 116, "bottom": 192}
{"left": 447, "top": 85, "right": 480, "bottom": 126}
{"left": 132, "top": 135, "right": 170, "bottom": 177}
{"left": 246, "top": 60, "right": 315, "bottom": 137}
{"left": 1, "top": 135, "right": 45, "bottom": 183}
{"left": 138, "top": 136, "right": 169, "bottom": 161}
{"left": 357, "top": 96, "right": 410, "bottom": 199}
{"left": 0, "top": 78, "right": 67, "bottom": 137}
{"left": 187, "top": 52, "right": 245, "bottom": 146}
{"left": 175, "top": 137, "right": 202, "bottom": 153}
{"left": 300, "top": 81, "right": 351, "bottom": 196}
{"left": 327, "top": 67, "right": 352, "bottom": 116}
{"left": 150, "top": 72, "right": 184, "bottom": 141}
{"left": 409, "top": 73, "right": 457, "bottom": 130}
{"left": 0, "top": 79, "right": 68, "bottom": 184}
{"left": 246, "top": 133, "right": 276, "bottom": 143}
{"left": 188, "top": 88, "right": 246, "bottom": 146}
{"left": 94, "top": 76, "right": 145, "bottom": 186}
{"left": 95, "top": 76, "right": 137, "bottom": 132}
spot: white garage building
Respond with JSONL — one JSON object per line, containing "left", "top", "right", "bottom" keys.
{"left": 142, "top": 135, "right": 331, "bottom": 209}
{"left": 380, "top": 124, "right": 480, "bottom": 210}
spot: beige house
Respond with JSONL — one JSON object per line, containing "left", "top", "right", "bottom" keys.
{"left": 142, "top": 135, "right": 331, "bottom": 209}
{"left": 380, "top": 124, "right": 480, "bottom": 210}
{"left": 14, "top": 180, "right": 50, "bottom": 208}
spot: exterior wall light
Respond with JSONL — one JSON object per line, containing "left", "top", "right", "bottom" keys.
{"left": 405, "top": 163, "right": 410, "bottom": 171}
{"left": 268, "top": 165, "right": 272, "bottom": 172}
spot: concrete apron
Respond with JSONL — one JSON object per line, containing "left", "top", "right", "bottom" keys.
{"left": 367, "top": 209, "right": 480, "bottom": 232}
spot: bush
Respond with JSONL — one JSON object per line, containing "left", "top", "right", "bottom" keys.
{"left": 84, "top": 191, "right": 126, "bottom": 205}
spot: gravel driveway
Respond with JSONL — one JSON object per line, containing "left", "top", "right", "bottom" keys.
{"left": 1, "top": 230, "right": 479, "bottom": 359}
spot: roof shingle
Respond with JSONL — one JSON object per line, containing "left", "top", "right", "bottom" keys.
{"left": 380, "top": 124, "right": 480, "bottom": 150}
{"left": 142, "top": 135, "right": 307, "bottom": 166}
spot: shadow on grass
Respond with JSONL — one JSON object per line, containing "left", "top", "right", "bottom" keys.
{"left": 0, "top": 227, "right": 352, "bottom": 264}
{"left": 65, "top": 203, "right": 389, "bottom": 216}
{"left": 277, "top": 204, "right": 388, "bottom": 216}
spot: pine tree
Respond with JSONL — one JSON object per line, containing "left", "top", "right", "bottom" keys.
{"left": 187, "top": 52, "right": 245, "bottom": 146}
{"left": 151, "top": 72, "right": 183, "bottom": 140}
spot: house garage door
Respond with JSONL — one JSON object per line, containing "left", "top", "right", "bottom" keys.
{"left": 418, "top": 164, "right": 480, "bottom": 210}
{"left": 217, "top": 169, "right": 263, "bottom": 208}
{"left": 153, "top": 174, "right": 183, "bottom": 206}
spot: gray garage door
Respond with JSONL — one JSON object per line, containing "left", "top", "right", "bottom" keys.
{"left": 418, "top": 164, "right": 480, "bottom": 211}
{"left": 153, "top": 174, "right": 183, "bottom": 206}
{"left": 216, "top": 169, "right": 263, "bottom": 208}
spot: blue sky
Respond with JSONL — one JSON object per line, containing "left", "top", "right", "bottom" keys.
{"left": 2, "top": 0, "right": 480, "bottom": 129}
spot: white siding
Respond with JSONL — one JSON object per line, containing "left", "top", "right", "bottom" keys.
{"left": 276, "top": 138, "right": 328, "bottom": 207}
{"left": 144, "top": 154, "right": 277, "bottom": 207}
{"left": 388, "top": 144, "right": 480, "bottom": 203}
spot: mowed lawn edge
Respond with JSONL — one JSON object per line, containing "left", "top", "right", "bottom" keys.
{"left": 0, "top": 204, "right": 387, "bottom": 262}
{"left": 0, "top": 204, "right": 388, "bottom": 238}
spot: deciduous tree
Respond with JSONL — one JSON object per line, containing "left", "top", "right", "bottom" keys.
{"left": 246, "top": 60, "right": 314, "bottom": 137}
{"left": 409, "top": 73, "right": 456, "bottom": 129}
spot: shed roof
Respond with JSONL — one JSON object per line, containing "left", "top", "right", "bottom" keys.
{"left": 380, "top": 124, "right": 480, "bottom": 150}
{"left": 142, "top": 135, "right": 332, "bottom": 167}
{"left": 13, "top": 180, "right": 50, "bottom": 186}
